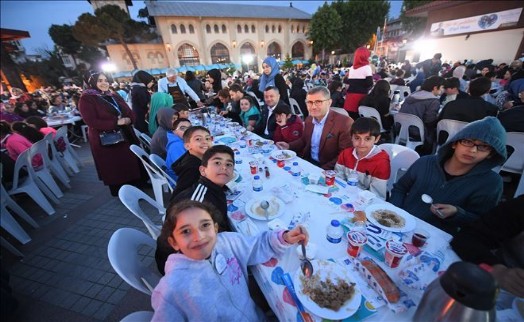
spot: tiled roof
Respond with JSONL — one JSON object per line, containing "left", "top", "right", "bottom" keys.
{"left": 146, "top": 1, "right": 311, "bottom": 20}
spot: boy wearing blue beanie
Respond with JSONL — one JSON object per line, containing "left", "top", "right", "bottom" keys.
{"left": 390, "top": 116, "right": 507, "bottom": 235}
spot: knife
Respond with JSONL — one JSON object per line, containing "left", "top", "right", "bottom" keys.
{"left": 281, "top": 273, "right": 314, "bottom": 322}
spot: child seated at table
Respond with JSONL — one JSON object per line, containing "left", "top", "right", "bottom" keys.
{"left": 25, "top": 116, "right": 57, "bottom": 138}
{"left": 173, "top": 103, "right": 190, "bottom": 119}
{"left": 151, "top": 200, "right": 308, "bottom": 321}
{"left": 170, "top": 126, "right": 212, "bottom": 199}
{"left": 389, "top": 116, "right": 507, "bottom": 235}
{"left": 272, "top": 104, "right": 303, "bottom": 143}
{"left": 334, "top": 117, "right": 390, "bottom": 200}
{"left": 239, "top": 96, "right": 261, "bottom": 132}
{"left": 157, "top": 145, "right": 235, "bottom": 274}
{"left": 165, "top": 118, "right": 191, "bottom": 181}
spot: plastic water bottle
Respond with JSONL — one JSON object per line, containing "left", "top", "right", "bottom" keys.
{"left": 202, "top": 108, "right": 208, "bottom": 127}
{"left": 347, "top": 171, "right": 359, "bottom": 194}
{"left": 226, "top": 102, "right": 233, "bottom": 112}
{"left": 291, "top": 162, "right": 301, "bottom": 177}
{"left": 252, "top": 175, "right": 263, "bottom": 192}
{"left": 326, "top": 220, "right": 343, "bottom": 244}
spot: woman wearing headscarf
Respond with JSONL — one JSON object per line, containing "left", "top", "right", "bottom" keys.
{"left": 150, "top": 108, "right": 176, "bottom": 160}
{"left": 205, "top": 68, "right": 224, "bottom": 107}
{"left": 259, "top": 56, "right": 289, "bottom": 105}
{"left": 130, "top": 70, "right": 155, "bottom": 133}
{"left": 343, "top": 47, "right": 373, "bottom": 120}
{"left": 185, "top": 71, "right": 205, "bottom": 109}
{"left": 148, "top": 92, "right": 174, "bottom": 135}
{"left": 78, "top": 70, "right": 145, "bottom": 196}
{"left": 290, "top": 78, "right": 308, "bottom": 117}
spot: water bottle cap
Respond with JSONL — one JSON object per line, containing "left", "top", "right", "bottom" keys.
{"left": 330, "top": 220, "right": 340, "bottom": 227}
{"left": 254, "top": 175, "right": 260, "bottom": 180}
{"left": 292, "top": 162, "right": 298, "bottom": 166}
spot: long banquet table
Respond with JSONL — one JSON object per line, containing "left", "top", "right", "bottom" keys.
{"left": 210, "top": 126, "right": 461, "bottom": 322}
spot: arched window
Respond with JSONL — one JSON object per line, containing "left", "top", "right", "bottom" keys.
{"left": 244, "top": 24, "right": 249, "bottom": 33}
{"left": 278, "top": 25, "right": 282, "bottom": 33}
{"left": 171, "top": 24, "right": 177, "bottom": 34}
{"left": 206, "top": 24, "right": 211, "bottom": 33}
{"left": 291, "top": 42, "right": 305, "bottom": 59}
{"left": 267, "top": 42, "right": 282, "bottom": 60}
{"left": 222, "top": 24, "right": 227, "bottom": 33}
{"left": 291, "top": 25, "right": 294, "bottom": 33}
{"left": 265, "top": 25, "right": 269, "bottom": 33}
{"left": 271, "top": 25, "right": 275, "bottom": 33}
{"left": 177, "top": 43, "right": 200, "bottom": 66}
{"left": 302, "top": 25, "right": 306, "bottom": 33}
{"left": 189, "top": 24, "right": 194, "bottom": 34}
{"left": 180, "top": 24, "right": 186, "bottom": 34}
{"left": 251, "top": 25, "right": 255, "bottom": 33}
{"left": 210, "top": 43, "right": 231, "bottom": 64}
{"left": 237, "top": 24, "right": 242, "bottom": 33}
{"left": 214, "top": 24, "right": 219, "bottom": 33}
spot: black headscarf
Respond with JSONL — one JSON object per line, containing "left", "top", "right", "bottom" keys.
{"left": 83, "top": 70, "right": 106, "bottom": 91}
{"left": 132, "top": 70, "right": 155, "bottom": 86}
{"left": 207, "top": 69, "right": 222, "bottom": 93}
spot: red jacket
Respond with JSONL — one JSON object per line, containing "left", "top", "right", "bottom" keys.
{"left": 273, "top": 115, "right": 303, "bottom": 143}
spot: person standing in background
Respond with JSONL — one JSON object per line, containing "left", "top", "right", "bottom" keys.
{"left": 343, "top": 47, "right": 373, "bottom": 120}
{"left": 130, "top": 70, "right": 155, "bottom": 134}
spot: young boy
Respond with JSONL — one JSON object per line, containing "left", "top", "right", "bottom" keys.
{"left": 390, "top": 116, "right": 507, "bottom": 235}
{"left": 272, "top": 104, "right": 303, "bottom": 143}
{"left": 157, "top": 145, "right": 235, "bottom": 274}
{"left": 334, "top": 117, "right": 390, "bottom": 200}
{"left": 165, "top": 118, "right": 191, "bottom": 181}
{"left": 173, "top": 103, "right": 190, "bottom": 119}
{"left": 170, "top": 126, "right": 212, "bottom": 198}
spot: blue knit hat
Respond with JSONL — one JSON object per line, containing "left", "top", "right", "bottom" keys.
{"left": 439, "top": 116, "right": 507, "bottom": 167}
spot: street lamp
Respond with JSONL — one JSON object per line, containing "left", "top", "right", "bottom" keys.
{"left": 242, "top": 54, "right": 254, "bottom": 72}
{"left": 101, "top": 62, "right": 117, "bottom": 80}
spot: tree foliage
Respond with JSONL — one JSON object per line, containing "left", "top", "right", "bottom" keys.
{"left": 308, "top": 3, "right": 342, "bottom": 63}
{"left": 72, "top": 5, "right": 156, "bottom": 69}
{"left": 282, "top": 55, "right": 294, "bottom": 70}
{"left": 332, "top": 0, "right": 390, "bottom": 53}
{"left": 49, "top": 24, "right": 82, "bottom": 65}
{"left": 400, "top": 0, "right": 432, "bottom": 38}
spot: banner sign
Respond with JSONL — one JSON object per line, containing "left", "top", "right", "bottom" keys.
{"left": 430, "top": 8, "right": 522, "bottom": 37}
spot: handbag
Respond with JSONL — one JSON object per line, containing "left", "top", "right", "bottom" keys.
{"left": 99, "top": 130, "right": 125, "bottom": 146}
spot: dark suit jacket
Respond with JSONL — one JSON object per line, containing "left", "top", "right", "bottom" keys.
{"left": 289, "top": 111, "right": 353, "bottom": 170}
{"left": 254, "top": 100, "right": 289, "bottom": 139}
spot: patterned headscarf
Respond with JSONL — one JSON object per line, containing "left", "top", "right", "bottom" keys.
{"left": 259, "top": 56, "right": 280, "bottom": 92}
{"left": 83, "top": 70, "right": 111, "bottom": 95}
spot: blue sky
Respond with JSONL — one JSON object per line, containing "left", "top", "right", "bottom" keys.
{"left": 1, "top": 0, "right": 403, "bottom": 55}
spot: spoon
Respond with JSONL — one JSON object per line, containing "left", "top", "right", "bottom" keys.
{"left": 299, "top": 227, "right": 314, "bottom": 278}
{"left": 421, "top": 194, "right": 444, "bottom": 218}
{"left": 260, "top": 200, "right": 270, "bottom": 221}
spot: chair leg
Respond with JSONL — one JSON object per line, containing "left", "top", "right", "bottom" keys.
{"left": 1, "top": 209, "right": 31, "bottom": 244}
{"left": 23, "top": 186, "right": 56, "bottom": 215}
{"left": 1, "top": 237, "right": 24, "bottom": 257}
{"left": 5, "top": 197, "right": 40, "bottom": 228}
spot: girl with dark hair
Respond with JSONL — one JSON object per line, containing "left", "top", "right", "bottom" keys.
{"left": 130, "top": 70, "right": 155, "bottom": 133}
{"left": 1, "top": 121, "right": 42, "bottom": 169}
{"left": 14, "top": 102, "right": 39, "bottom": 118}
{"left": 25, "top": 116, "right": 57, "bottom": 137}
{"left": 79, "top": 70, "right": 145, "bottom": 196}
{"left": 11, "top": 121, "right": 44, "bottom": 143}
{"left": 360, "top": 80, "right": 393, "bottom": 130}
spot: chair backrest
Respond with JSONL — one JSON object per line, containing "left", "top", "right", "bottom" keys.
{"left": 130, "top": 144, "right": 172, "bottom": 195}
{"left": 330, "top": 107, "right": 347, "bottom": 117}
{"left": 133, "top": 127, "right": 150, "bottom": 153}
{"left": 246, "top": 91, "right": 264, "bottom": 108}
{"left": 120, "top": 311, "right": 154, "bottom": 322}
{"left": 118, "top": 185, "right": 163, "bottom": 239}
{"left": 397, "top": 86, "right": 411, "bottom": 99}
{"left": 149, "top": 154, "right": 177, "bottom": 188}
{"left": 389, "top": 85, "right": 399, "bottom": 100}
{"left": 27, "top": 139, "right": 49, "bottom": 170}
{"left": 379, "top": 143, "right": 416, "bottom": 160}
{"left": 140, "top": 133, "right": 152, "bottom": 145}
{"left": 500, "top": 132, "right": 524, "bottom": 174}
{"left": 436, "top": 119, "right": 468, "bottom": 152}
{"left": 288, "top": 97, "right": 303, "bottom": 117}
{"left": 393, "top": 112, "right": 425, "bottom": 150}
{"left": 11, "top": 149, "right": 32, "bottom": 192}
{"left": 389, "top": 149, "right": 420, "bottom": 193}
{"left": 358, "top": 106, "right": 386, "bottom": 132}
{"left": 107, "top": 227, "right": 161, "bottom": 295}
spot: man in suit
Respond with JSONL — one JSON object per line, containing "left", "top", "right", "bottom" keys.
{"left": 254, "top": 86, "right": 289, "bottom": 140}
{"left": 276, "top": 86, "right": 353, "bottom": 170}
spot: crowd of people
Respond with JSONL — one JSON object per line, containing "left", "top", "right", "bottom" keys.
{"left": 1, "top": 50, "right": 523, "bottom": 318}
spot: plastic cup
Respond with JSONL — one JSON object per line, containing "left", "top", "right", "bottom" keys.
{"left": 384, "top": 240, "right": 407, "bottom": 268}
{"left": 249, "top": 161, "right": 258, "bottom": 174}
{"left": 347, "top": 231, "right": 367, "bottom": 257}
{"left": 351, "top": 220, "right": 367, "bottom": 234}
{"left": 277, "top": 159, "right": 285, "bottom": 168}
{"left": 308, "top": 174, "right": 320, "bottom": 185}
{"left": 239, "top": 141, "right": 247, "bottom": 148}
{"left": 235, "top": 158, "right": 243, "bottom": 165}
{"left": 323, "top": 170, "right": 336, "bottom": 186}
{"left": 411, "top": 229, "right": 429, "bottom": 248}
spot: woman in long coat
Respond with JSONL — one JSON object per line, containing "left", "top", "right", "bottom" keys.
{"left": 78, "top": 70, "right": 145, "bottom": 196}
{"left": 130, "top": 70, "right": 155, "bottom": 134}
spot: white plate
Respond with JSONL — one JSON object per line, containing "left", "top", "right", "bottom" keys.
{"left": 229, "top": 170, "right": 241, "bottom": 183}
{"left": 244, "top": 196, "right": 285, "bottom": 220}
{"left": 293, "top": 260, "right": 361, "bottom": 320}
{"left": 366, "top": 203, "right": 416, "bottom": 233}
{"left": 270, "top": 149, "right": 297, "bottom": 161}
{"left": 214, "top": 135, "right": 236, "bottom": 145}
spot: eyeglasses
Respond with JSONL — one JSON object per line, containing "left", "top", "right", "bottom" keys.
{"left": 176, "top": 126, "right": 189, "bottom": 131}
{"left": 305, "top": 99, "right": 329, "bottom": 107}
{"left": 458, "top": 139, "right": 492, "bottom": 152}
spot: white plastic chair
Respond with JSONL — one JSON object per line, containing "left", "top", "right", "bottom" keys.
{"left": 379, "top": 143, "right": 420, "bottom": 194}
{"left": 133, "top": 127, "right": 151, "bottom": 153}
{"left": 397, "top": 85, "right": 411, "bottom": 99}
{"left": 435, "top": 119, "right": 468, "bottom": 152}
{"left": 27, "top": 139, "right": 64, "bottom": 199}
{"left": 499, "top": 132, "right": 524, "bottom": 174}
{"left": 130, "top": 145, "right": 171, "bottom": 211}
{"left": 358, "top": 106, "right": 387, "bottom": 134}
{"left": 246, "top": 91, "right": 264, "bottom": 108}
{"left": 289, "top": 97, "right": 304, "bottom": 118}
{"left": 120, "top": 311, "right": 154, "bottom": 322}
{"left": 389, "top": 84, "right": 399, "bottom": 100}
{"left": 1, "top": 237, "right": 24, "bottom": 257}
{"left": 149, "top": 154, "right": 177, "bottom": 188}
{"left": 42, "top": 133, "right": 71, "bottom": 188}
{"left": 330, "top": 106, "right": 348, "bottom": 117}
{"left": 1, "top": 183, "right": 40, "bottom": 230}
{"left": 45, "top": 132, "right": 74, "bottom": 177}
{"left": 8, "top": 150, "right": 56, "bottom": 215}
{"left": 55, "top": 126, "right": 81, "bottom": 173}
{"left": 514, "top": 169, "right": 524, "bottom": 198}
{"left": 118, "top": 185, "right": 164, "bottom": 239}
{"left": 107, "top": 227, "right": 162, "bottom": 296}
{"left": 393, "top": 112, "right": 425, "bottom": 150}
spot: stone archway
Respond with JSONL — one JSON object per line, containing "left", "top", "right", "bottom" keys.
{"left": 177, "top": 43, "right": 200, "bottom": 66}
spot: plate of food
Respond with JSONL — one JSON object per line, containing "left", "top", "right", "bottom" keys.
{"left": 214, "top": 135, "right": 236, "bottom": 145}
{"left": 244, "top": 196, "right": 285, "bottom": 220}
{"left": 270, "top": 149, "right": 296, "bottom": 161}
{"left": 293, "top": 259, "right": 361, "bottom": 320}
{"left": 365, "top": 204, "right": 416, "bottom": 233}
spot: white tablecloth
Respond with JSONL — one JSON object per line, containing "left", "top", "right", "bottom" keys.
{"left": 44, "top": 115, "right": 82, "bottom": 127}
{"left": 222, "top": 131, "right": 460, "bottom": 322}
